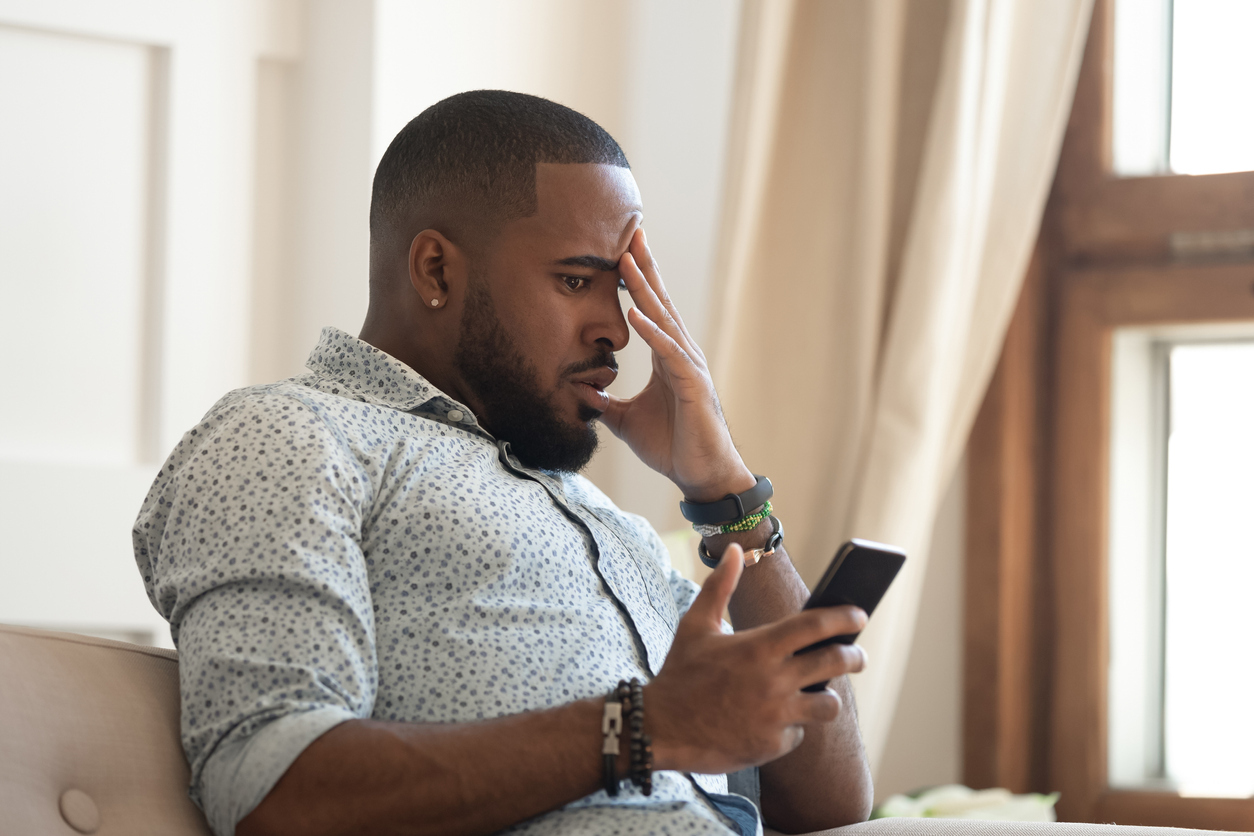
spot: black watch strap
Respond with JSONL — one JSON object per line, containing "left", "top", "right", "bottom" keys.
{"left": 679, "top": 474, "right": 773, "bottom": 525}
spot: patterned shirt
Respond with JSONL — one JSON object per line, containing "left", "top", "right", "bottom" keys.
{"left": 133, "top": 327, "right": 757, "bottom": 836}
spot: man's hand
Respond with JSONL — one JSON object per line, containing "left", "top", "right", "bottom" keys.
{"left": 599, "top": 229, "right": 756, "bottom": 502}
{"left": 646, "top": 543, "right": 867, "bottom": 775}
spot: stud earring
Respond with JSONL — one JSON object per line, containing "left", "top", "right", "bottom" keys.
{"left": 431, "top": 298, "right": 440, "bottom": 307}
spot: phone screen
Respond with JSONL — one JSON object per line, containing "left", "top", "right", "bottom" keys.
{"left": 796, "top": 538, "right": 905, "bottom": 690}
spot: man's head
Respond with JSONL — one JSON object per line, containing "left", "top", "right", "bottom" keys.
{"left": 362, "top": 91, "right": 643, "bottom": 473}
{"left": 370, "top": 90, "right": 630, "bottom": 254}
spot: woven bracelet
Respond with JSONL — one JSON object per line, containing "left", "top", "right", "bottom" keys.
{"left": 692, "top": 500, "right": 773, "bottom": 537}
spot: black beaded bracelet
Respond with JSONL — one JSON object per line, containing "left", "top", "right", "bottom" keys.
{"left": 621, "top": 678, "right": 653, "bottom": 796}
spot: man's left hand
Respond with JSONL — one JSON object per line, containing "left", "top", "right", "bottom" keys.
{"left": 599, "top": 228, "right": 755, "bottom": 502}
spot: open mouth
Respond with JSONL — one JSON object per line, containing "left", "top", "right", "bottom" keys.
{"left": 571, "top": 365, "right": 618, "bottom": 392}
{"left": 570, "top": 367, "right": 616, "bottom": 413}
{"left": 575, "top": 379, "right": 610, "bottom": 407}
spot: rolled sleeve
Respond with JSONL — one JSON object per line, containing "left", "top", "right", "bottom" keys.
{"left": 134, "top": 389, "right": 378, "bottom": 835}
{"left": 197, "top": 705, "right": 355, "bottom": 835}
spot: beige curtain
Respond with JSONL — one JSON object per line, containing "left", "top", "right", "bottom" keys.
{"left": 709, "top": 0, "right": 1093, "bottom": 771}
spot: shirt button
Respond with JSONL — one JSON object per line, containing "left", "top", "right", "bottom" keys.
{"left": 447, "top": 409, "right": 464, "bottom": 422}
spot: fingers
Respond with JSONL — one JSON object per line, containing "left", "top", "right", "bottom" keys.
{"left": 762, "top": 605, "right": 868, "bottom": 656}
{"left": 628, "top": 230, "right": 690, "bottom": 334}
{"left": 793, "top": 688, "right": 844, "bottom": 725}
{"left": 620, "top": 230, "right": 699, "bottom": 352}
{"left": 626, "top": 232, "right": 707, "bottom": 366}
{"left": 625, "top": 307, "right": 699, "bottom": 381}
{"left": 779, "top": 724, "right": 806, "bottom": 756}
{"left": 597, "top": 393, "right": 628, "bottom": 438}
{"left": 621, "top": 252, "right": 686, "bottom": 347}
{"left": 634, "top": 230, "right": 699, "bottom": 349}
{"left": 684, "top": 543, "right": 744, "bottom": 629}
{"left": 787, "top": 640, "right": 867, "bottom": 683}
{"left": 626, "top": 231, "right": 673, "bottom": 313}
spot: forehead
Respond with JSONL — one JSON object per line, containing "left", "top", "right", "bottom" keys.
{"left": 495, "top": 163, "right": 643, "bottom": 262}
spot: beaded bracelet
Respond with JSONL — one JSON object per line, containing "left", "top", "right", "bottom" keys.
{"left": 692, "top": 500, "right": 773, "bottom": 537}
{"left": 603, "top": 679, "right": 653, "bottom": 796}
{"left": 622, "top": 678, "right": 653, "bottom": 795}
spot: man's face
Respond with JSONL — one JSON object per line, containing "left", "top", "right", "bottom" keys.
{"left": 454, "top": 163, "right": 642, "bottom": 471}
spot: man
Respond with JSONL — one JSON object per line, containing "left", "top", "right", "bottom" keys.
{"left": 134, "top": 90, "right": 872, "bottom": 836}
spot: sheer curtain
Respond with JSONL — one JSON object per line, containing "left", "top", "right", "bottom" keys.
{"left": 709, "top": 0, "right": 1092, "bottom": 770}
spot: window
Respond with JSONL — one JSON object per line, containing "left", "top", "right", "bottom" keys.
{"left": 1162, "top": 340, "right": 1254, "bottom": 797}
{"left": 965, "top": 0, "right": 1254, "bottom": 829}
{"left": 1113, "top": 0, "right": 1254, "bottom": 177}
{"left": 1109, "top": 327, "right": 1254, "bottom": 798}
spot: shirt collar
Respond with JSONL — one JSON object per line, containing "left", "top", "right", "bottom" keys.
{"left": 304, "top": 327, "right": 478, "bottom": 425}
{"left": 305, "top": 327, "right": 560, "bottom": 482}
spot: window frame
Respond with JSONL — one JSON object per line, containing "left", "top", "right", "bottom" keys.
{"left": 964, "top": 0, "right": 1254, "bottom": 828}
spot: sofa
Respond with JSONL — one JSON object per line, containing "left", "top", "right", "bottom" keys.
{"left": 0, "top": 623, "right": 1239, "bottom": 836}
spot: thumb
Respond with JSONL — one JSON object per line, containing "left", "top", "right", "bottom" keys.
{"left": 597, "top": 394, "right": 628, "bottom": 439}
{"left": 688, "top": 542, "right": 744, "bottom": 628}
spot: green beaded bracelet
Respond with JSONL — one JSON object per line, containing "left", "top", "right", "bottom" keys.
{"left": 720, "top": 500, "right": 772, "bottom": 534}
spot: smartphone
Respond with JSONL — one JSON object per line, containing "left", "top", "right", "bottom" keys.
{"left": 795, "top": 538, "right": 906, "bottom": 692}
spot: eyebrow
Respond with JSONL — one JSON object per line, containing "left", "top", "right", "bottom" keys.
{"left": 554, "top": 254, "right": 619, "bottom": 272}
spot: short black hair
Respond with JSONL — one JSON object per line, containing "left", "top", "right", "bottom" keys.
{"left": 370, "top": 90, "right": 630, "bottom": 242}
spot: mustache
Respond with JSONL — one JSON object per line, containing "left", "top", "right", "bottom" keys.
{"left": 561, "top": 350, "right": 618, "bottom": 378}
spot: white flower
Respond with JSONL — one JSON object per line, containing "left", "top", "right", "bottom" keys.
{"left": 873, "top": 785, "right": 1060, "bottom": 822}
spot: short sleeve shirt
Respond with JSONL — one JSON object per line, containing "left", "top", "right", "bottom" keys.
{"left": 133, "top": 327, "right": 751, "bottom": 836}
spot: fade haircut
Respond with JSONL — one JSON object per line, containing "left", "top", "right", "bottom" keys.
{"left": 369, "top": 90, "right": 630, "bottom": 246}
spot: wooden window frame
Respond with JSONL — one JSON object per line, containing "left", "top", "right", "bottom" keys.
{"left": 964, "top": 0, "right": 1254, "bottom": 829}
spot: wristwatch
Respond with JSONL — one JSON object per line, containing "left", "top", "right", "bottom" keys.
{"left": 680, "top": 475, "right": 773, "bottom": 526}
{"left": 697, "top": 515, "right": 785, "bottom": 568}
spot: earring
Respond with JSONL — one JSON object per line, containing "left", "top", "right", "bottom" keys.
{"left": 431, "top": 298, "right": 440, "bottom": 307}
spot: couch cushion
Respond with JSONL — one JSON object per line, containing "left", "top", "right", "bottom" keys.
{"left": 0, "top": 624, "right": 211, "bottom": 836}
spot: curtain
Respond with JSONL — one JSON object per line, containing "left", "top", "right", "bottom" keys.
{"left": 709, "top": 0, "right": 1093, "bottom": 771}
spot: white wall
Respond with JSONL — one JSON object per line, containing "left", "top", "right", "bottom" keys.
{"left": 251, "top": 0, "right": 375, "bottom": 382}
{"left": 0, "top": 0, "right": 297, "bottom": 648}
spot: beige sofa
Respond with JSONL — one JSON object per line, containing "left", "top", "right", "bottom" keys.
{"left": 0, "top": 623, "right": 1239, "bottom": 836}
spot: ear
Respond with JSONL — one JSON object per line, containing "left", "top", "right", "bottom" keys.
{"left": 407, "top": 229, "right": 464, "bottom": 309}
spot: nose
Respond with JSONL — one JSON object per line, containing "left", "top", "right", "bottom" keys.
{"left": 585, "top": 286, "right": 631, "bottom": 352}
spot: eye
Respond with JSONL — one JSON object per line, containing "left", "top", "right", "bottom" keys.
{"left": 562, "top": 275, "right": 590, "bottom": 292}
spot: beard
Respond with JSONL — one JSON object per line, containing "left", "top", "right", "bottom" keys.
{"left": 454, "top": 278, "right": 613, "bottom": 473}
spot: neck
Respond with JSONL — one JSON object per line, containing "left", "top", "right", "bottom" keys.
{"left": 358, "top": 314, "right": 487, "bottom": 420}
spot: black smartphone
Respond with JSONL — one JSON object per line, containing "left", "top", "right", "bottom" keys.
{"left": 795, "top": 538, "right": 906, "bottom": 692}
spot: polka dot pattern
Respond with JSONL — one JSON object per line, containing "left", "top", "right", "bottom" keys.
{"left": 133, "top": 328, "right": 748, "bottom": 836}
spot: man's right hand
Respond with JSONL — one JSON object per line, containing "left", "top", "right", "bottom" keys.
{"left": 645, "top": 543, "right": 868, "bottom": 776}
